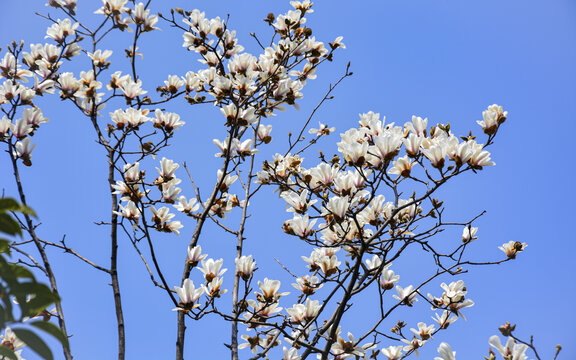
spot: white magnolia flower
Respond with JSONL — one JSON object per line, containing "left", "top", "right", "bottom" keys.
{"left": 174, "top": 278, "right": 203, "bottom": 311}
{"left": 309, "top": 122, "right": 335, "bottom": 136}
{"left": 292, "top": 275, "right": 323, "bottom": 295}
{"left": 199, "top": 258, "right": 227, "bottom": 282}
{"left": 87, "top": 49, "right": 113, "bottom": 67}
{"left": 432, "top": 310, "right": 458, "bottom": 329}
{"left": 434, "top": 342, "right": 456, "bottom": 360}
{"left": 380, "top": 266, "right": 400, "bottom": 290}
{"left": 381, "top": 345, "right": 403, "bottom": 360}
{"left": 499, "top": 241, "right": 527, "bottom": 259}
{"left": 282, "top": 189, "right": 317, "bottom": 214}
{"left": 462, "top": 225, "right": 478, "bottom": 243}
{"left": 113, "top": 201, "right": 140, "bottom": 221}
{"left": 0, "top": 327, "right": 25, "bottom": 350}
{"left": 235, "top": 255, "right": 256, "bottom": 280}
{"left": 410, "top": 322, "right": 435, "bottom": 340}
{"left": 186, "top": 245, "right": 207, "bottom": 266}
{"left": 388, "top": 155, "right": 414, "bottom": 177}
{"left": 174, "top": 196, "right": 200, "bottom": 214}
{"left": 393, "top": 285, "right": 418, "bottom": 306}
{"left": 156, "top": 157, "right": 179, "bottom": 181}
{"left": 257, "top": 278, "right": 289, "bottom": 302}
{"left": 405, "top": 115, "right": 428, "bottom": 136}
{"left": 286, "top": 298, "right": 320, "bottom": 323}
{"left": 202, "top": 277, "right": 227, "bottom": 297}
{"left": 324, "top": 195, "right": 349, "bottom": 221}
{"left": 283, "top": 346, "right": 301, "bottom": 360}
{"left": 489, "top": 335, "right": 528, "bottom": 360}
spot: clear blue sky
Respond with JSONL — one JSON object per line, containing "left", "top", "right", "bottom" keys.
{"left": 1, "top": 0, "right": 575, "bottom": 359}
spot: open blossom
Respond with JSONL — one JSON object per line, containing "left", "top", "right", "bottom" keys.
{"left": 161, "top": 180, "right": 182, "bottom": 203}
{"left": 0, "top": 327, "right": 25, "bottom": 351}
{"left": 257, "top": 278, "right": 289, "bottom": 303}
{"left": 422, "top": 144, "right": 447, "bottom": 169}
{"left": 411, "top": 322, "right": 435, "bottom": 340}
{"left": 379, "top": 265, "right": 400, "bottom": 290}
{"left": 113, "top": 201, "right": 140, "bottom": 221}
{"left": 310, "top": 162, "right": 339, "bottom": 188}
{"left": 88, "top": 49, "right": 113, "bottom": 67}
{"left": 365, "top": 255, "right": 382, "bottom": 271}
{"left": 220, "top": 103, "right": 257, "bottom": 127}
{"left": 309, "top": 122, "right": 335, "bottom": 136}
{"left": 131, "top": 2, "right": 159, "bottom": 31}
{"left": 478, "top": 104, "right": 507, "bottom": 135}
{"left": 45, "top": 18, "right": 78, "bottom": 43}
{"left": 149, "top": 206, "right": 182, "bottom": 235}
{"left": 283, "top": 347, "right": 301, "bottom": 360}
{"left": 292, "top": 275, "right": 323, "bottom": 295}
{"left": 174, "top": 196, "right": 200, "bottom": 214}
{"left": 156, "top": 157, "right": 179, "bottom": 182}
{"left": 372, "top": 131, "right": 403, "bottom": 163}
{"left": 339, "top": 141, "right": 368, "bottom": 166}
{"left": 381, "top": 345, "right": 403, "bottom": 360}
{"left": 239, "top": 334, "right": 265, "bottom": 354}
{"left": 153, "top": 110, "right": 185, "bottom": 131}
{"left": 393, "top": 285, "right": 418, "bottom": 306}
{"left": 317, "top": 253, "right": 341, "bottom": 276}
{"left": 499, "top": 241, "right": 527, "bottom": 259}
{"left": 95, "top": 0, "right": 130, "bottom": 16}
{"left": 174, "top": 278, "right": 203, "bottom": 311}
{"left": 186, "top": 245, "right": 207, "bottom": 266}
{"left": 405, "top": 115, "right": 428, "bottom": 136}
{"left": 286, "top": 298, "right": 320, "bottom": 323}
{"left": 236, "top": 139, "right": 258, "bottom": 157}
{"left": 432, "top": 310, "right": 458, "bottom": 329}
{"left": 199, "top": 258, "right": 227, "bottom": 282}
{"left": 162, "top": 75, "right": 185, "bottom": 94}
{"left": 489, "top": 335, "right": 528, "bottom": 360}
{"left": 401, "top": 337, "right": 426, "bottom": 357}
{"left": 122, "top": 162, "right": 141, "bottom": 183}
{"left": 11, "top": 118, "right": 33, "bottom": 139}
{"left": 282, "top": 190, "right": 316, "bottom": 214}
{"left": 22, "top": 108, "right": 49, "bottom": 128}
{"left": 58, "top": 72, "right": 81, "bottom": 97}
{"left": 110, "top": 108, "right": 150, "bottom": 129}
{"left": 120, "top": 78, "right": 147, "bottom": 98}
{"left": 216, "top": 170, "right": 238, "bottom": 192}
{"left": 284, "top": 214, "right": 316, "bottom": 238}
{"left": 0, "top": 117, "right": 11, "bottom": 138}
{"left": 388, "top": 155, "right": 414, "bottom": 177}
{"left": 331, "top": 331, "right": 374, "bottom": 359}
{"left": 323, "top": 195, "right": 349, "bottom": 221}
{"left": 257, "top": 124, "right": 273, "bottom": 143}
{"left": 468, "top": 145, "right": 495, "bottom": 168}
{"left": 434, "top": 343, "right": 456, "bottom": 360}
{"left": 202, "top": 277, "right": 227, "bottom": 297}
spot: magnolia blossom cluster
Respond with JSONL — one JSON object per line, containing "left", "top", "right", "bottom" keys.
{"left": 86, "top": 0, "right": 160, "bottom": 32}
{"left": 174, "top": 245, "right": 235, "bottom": 312}
{"left": 240, "top": 105, "right": 528, "bottom": 358}
{"left": 43, "top": 2, "right": 161, "bottom": 117}
{"left": 113, "top": 157, "right": 213, "bottom": 236}
{"left": 169, "top": 1, "right": 344, "bottom": 171}
{"left": 256, "top": 105, "right": 519, "bottom": 261}
{"left": 0, "top": 21, "right": 81, "bottom": 166}
{"left": 427, "top": 280, "right": 475, "bottom": 321}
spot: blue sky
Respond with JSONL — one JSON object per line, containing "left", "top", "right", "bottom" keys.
{"left": 1, "top": 0, "right": 575, "bottom": 359}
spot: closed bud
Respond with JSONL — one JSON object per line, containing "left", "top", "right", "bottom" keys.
{"left": 498, "top": 322, "right": 516, "bottom": 336}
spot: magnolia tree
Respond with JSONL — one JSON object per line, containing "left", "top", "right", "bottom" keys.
{"left": 0, "top": 1, "right": 562, "bottom": 360}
